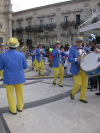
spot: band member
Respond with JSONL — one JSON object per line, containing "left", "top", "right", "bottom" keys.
{"left": 0, "top": 43, "right": 8, "bottom": 80}
{"left": 52, "top": 41, "right": 68, "bottom": 87}
{"left": 68, "top": 37, "right": 89, "bottom": 103}
{"left": 0, "top": 37, "right": 28, "bottom": 115}
{"left": 89, "top": 40, "right": 98, "bottom": 91}
{"left": 36, "top": 43, "right": 46, "bottom": 76}
{"left": 31, "top": 46, "right": 37, "bottom": 70}
{"left": 95, "top": 45, "right": 100, "bottom": 95}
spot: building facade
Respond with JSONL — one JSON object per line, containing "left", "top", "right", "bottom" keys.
{"left": 12, "top": 0, "right": 100, "bottom": 47}
{"left": 0, "top": 0, "right": 12, "bottom": 44}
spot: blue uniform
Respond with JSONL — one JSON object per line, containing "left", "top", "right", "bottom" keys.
{"left": 68, "top": 46, "right": 90, "bottom": 76}
{"left": 0, "top": 49, "right": 28, "bottom": 85}
{"left": 52, "top": 48, "right": 67, "bottom": 67}
{"left": 36, "top": 48, "right": 46, "bottom": 62}
{"left": 32, "top": 50, "right": 36, "bottom": 61}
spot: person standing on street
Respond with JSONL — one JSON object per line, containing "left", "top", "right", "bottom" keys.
{"left": 68, "top": 37, "right": 89, "bottom": 103}
{"left": 0, "top": 37, "right": 28, "bottom": 115}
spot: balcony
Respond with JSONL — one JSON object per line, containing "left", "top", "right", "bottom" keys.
{"left": 25, "top": 26, "right": 33, "bottom": 33}
{"left": 61, "top": 22, "right": 72, "bottom": 30}
{"left": 16, "top": 27, "right": 24, "bottom": 34}
{"left": 45, "top": 23, "right": 56, "bottom": 31}
{"left": 72, "top": 20, "right": 84, "bottom": 29}
{"left": 33, "top": 24, "right": 45, "bottom": 32}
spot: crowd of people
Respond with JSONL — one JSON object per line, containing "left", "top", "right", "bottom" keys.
{"left": 0, "top": 35, "right": 100, "bottom": 115}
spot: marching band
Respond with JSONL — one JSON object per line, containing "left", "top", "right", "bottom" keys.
{"left": 0, "top": 34, "right": 100, "bottom": 114}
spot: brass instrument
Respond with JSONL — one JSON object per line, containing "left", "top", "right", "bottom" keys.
{"left": 81, "top": 49, "right": 86, "bottom": 59}
{"left": 20, "top": 46, "right": 29, "bottom": 57}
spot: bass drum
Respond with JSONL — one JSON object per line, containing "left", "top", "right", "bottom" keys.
{"left": 80, "top": 52, "right": 100, "bottom": 76}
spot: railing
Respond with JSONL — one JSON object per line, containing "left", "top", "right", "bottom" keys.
{"left": 61, "top": 22, "right": 72, "bottom": 29}
{"left": 45, "top": 23, "right": 56, "bottom": 31}
{"left": 16, "top": 27, "right": 24, "bottom": 34}
{"left": 33, "top": 24, "right": 45, "bottom": 32}
{"left": 25, "top": 26, "right": 33, "bottom": 33}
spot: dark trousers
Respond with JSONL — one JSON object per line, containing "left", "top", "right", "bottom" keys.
{"left": 90, "top": 76, "right": 98, "bottom": 89}
{"left": 98, "top": 75, "right": 100, "bottom": 91}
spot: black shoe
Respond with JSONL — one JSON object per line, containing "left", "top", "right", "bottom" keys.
{"left": 70, "top": 93, "right": 74, "bottom": 99}
{"left": 79, "top": 99, "right": 88, "bottom": 103}
{"left": 9, "top": 110, "right": 17, "bottom": 115}
{"left": 38, "top": 71, "right": 40, "bottom": 75}
{"left": 32, "top": 67, "right": 34, "bottom": 71}
{"left": 59, "top": 85, "right": 63, "bottom": 87}
{"left": 53, "top": 81, "right": 56, "bottom": 85}
{"left": 17, "top": 109, "right": 22, "bottom": 112}
{"left": 95, "top": 92, "right": 100, "bottom": 96}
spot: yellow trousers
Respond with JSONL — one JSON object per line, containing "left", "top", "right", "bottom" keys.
{"left": 36, "top": 59, "right": 38, "bottom": 71}
{"left": 72, "top": 69, "right": 88, "bottom": 100}
{"left": 38, "top": 60, "right": 45, "bottom": 75}
{"left": 54, "top": 63, "right": 64, "bottom": 86}
{"left": 0, "top": 70, "right": 4, "bottom": 79}
{"left": 32, "top": 60, "right": 36, "bottom": 68}
{"left": 6, "top": 84, "right": 24, "bottom": 113}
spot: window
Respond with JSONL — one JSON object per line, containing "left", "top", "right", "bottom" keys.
{"left": 0, "top": 37, "right": 3, "bottom": 44}
{"left": 49, "top": 18, "right": 53, "bottom": 24}
{"left": 28, "top": 34, "right": 31, "bottom": 39}
{"left": 64, "top": 16, "right": 68, "bottom": 23}
{"left": 40, "top": 38, "right": 44, "bottom": 43}
{"left": 28, "top": 21, "right": 32, "bottom": 26}
{"left": 76, "top": 14, "right": 80, "bottom": 24}
{"left": 40, "top": 19, "right": 43, "bottom": 25}
{"left": 49, "top": 38, "right": 53, "bottom": 45}
{"left": 19, "top": 23, "right": 22, "bottom": 28}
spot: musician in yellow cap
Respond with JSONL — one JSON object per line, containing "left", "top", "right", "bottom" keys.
{"left": 0, "top": 43, "right": 8, "bottom": 80}
{"left": 36, "top": 42, "right": 46, "bottom": 76}
{"left": 0, "top": 37, "right": 28, "bottom": 114}
{"left": 31, "top": 45, "right": 37, "bottom": 70}
{"left": 52, "top": 41, "right": 68, "bottom": 87}
{"left": 68, "top": 36, "right": 89, "bottom": 103}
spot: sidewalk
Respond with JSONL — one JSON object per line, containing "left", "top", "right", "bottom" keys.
{"left": 0, "top": 60, "right": 100, "bottom": 133}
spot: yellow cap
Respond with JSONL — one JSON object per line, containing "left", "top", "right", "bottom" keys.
{"left": 8, "top": 37, "right": 20, "bottom": 48}
{"left": 76, "top": 37, "right": 83, "bottom": 41}
{"left": 56, "top": 41, "right": 61, "bottom": 44}
{"left": 1, "top": 43, "right": 5, "bottom": 45}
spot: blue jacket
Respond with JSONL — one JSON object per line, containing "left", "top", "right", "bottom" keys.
{"left": 0, "top": 49, "right": 28, "bottom": 85}
{"left": 32, "top": 50, "right": 36, "bottom": 61}
{"left": 68, "top": 46, "right": 90, "bottom": 76}
{"left": 52, "top": 48, "right": 67, "bottom": 67}
{"left": 36, "top": 48, "right": 46, "bottom": 62}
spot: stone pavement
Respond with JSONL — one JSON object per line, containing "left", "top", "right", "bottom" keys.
{"left": 0, "top": 60, "right": 100, "bottom": 133}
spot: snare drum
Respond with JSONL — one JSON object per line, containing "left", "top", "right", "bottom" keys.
{"left": 80, "top": 52, "right": 100, "bottom": 76}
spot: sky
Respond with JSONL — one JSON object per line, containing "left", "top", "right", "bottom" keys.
{"left": 11, "top": 0, "right": 70, "bottom": 12}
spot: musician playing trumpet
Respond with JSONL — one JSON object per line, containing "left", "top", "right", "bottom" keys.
{"left": 36, "top": 42, "right": 46, "bottom": 76}
{"left": 68, "top": 37, "right": 90, "bottom": 103}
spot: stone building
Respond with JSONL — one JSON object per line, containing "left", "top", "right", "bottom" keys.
{"left": 12, "top": 0, "right": 100, "bottom": 47}
{"left": 0, "top": 0, "right": 12, "bottom": 44}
